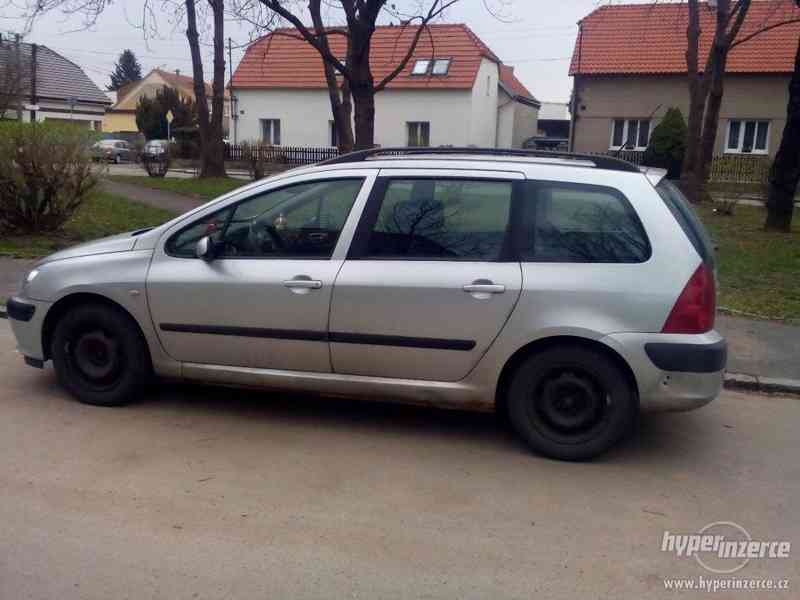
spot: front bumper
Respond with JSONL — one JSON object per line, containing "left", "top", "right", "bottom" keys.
{"left": 603, "top": 330, "right": 726, "bottom": 413}
{"left": 7, "top": 296, "right": 51, "bottom": 362}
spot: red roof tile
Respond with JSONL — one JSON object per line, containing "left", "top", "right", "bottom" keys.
{"left": 499, "top": 64, "right": 536, "bottom": 101}
{"left": 231, "top": 23, "right": 501, "bottom": 90}
{"left": 570, "top": 0, "right": 800, "bottom": 75}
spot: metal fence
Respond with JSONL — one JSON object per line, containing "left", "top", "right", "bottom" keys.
{"left": 225, "top": 144, "right": 340, "bottom": 165}
{"left": 708, "top": 155, "right": 771, "bottom": 184}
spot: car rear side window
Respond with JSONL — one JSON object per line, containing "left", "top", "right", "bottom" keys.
{"left": 518, "top": 181, "right": 650, "bottom": 263}
{"left": 655, "top": 179, "right": 716, "bottom": 269}
{"left": 362, "top": 178, "right": 513, "bottom": 261}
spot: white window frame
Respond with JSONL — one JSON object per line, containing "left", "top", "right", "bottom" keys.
{"left": 725, "top": 119, "right": 770, "bottom": 155}
{"left": 260, "top": 118, "right": 281, "bottom": 145}
{"left": 431, "top": 58, "right": 451, "bottom": 75}
{"left": 609, "top": 118, "right": 650, "bottom": 151}
{"left": 407, "top": 121, "right": 430, "bottom": 147}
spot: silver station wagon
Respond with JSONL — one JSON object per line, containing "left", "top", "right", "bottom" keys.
{"left": 7, "top": 148, "right": 726, "bottom": 460}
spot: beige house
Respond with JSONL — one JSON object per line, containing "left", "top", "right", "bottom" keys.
{"left": 569, "top": 1, "right": 800, "bottom": 158}
{"left": 104, "top": 68, "right": 229, "bottom": 135}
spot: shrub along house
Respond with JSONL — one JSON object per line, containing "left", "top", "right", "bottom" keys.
{"left": 229, "top": 24, "right": 540, "bottom": 148}
{"left": 568, "top": 0, "right": 800, "bottom": 160}
{"left": 0, "top": 36, "right": 110, "bottom": 128}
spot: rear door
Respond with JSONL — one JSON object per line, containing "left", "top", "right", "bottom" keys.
{"left": 329, "top": 169, "right": 524, "bottom": 382}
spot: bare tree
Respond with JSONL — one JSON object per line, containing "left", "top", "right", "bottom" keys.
{"left": 0, "top": 35, "right": 31, "bottom": 120}
{"left": 681, "top": 0, "right": 800, "bottom": 202}
{"left": 9, "top": 0, "right": 228, "bottom": 178}
{"left": 765, "top": 28, "right": 800, "bottom": 231}
{"left": 233, "top": 0, "right": 482, "bottom": 150}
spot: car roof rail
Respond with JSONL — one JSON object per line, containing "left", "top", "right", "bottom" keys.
{"left": 318, "top": 146, "right": 641, "bottom": 173}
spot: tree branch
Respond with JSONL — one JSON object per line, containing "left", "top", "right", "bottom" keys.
{"left": 731, "top": 17, "right": 800, "bottom": 48}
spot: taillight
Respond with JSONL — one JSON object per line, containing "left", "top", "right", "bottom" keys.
{"left": 661, "top": 263, "right": 716, "bottom": 334}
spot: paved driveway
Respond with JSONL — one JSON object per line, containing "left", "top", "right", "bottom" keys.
{"left": 0, "top": 319, "right": 797, "bottom": 599}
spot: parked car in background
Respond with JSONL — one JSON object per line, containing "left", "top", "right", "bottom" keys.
{"left": 143, "top": 139, "right": 170, "bottom": 159}
{"left": 92, "top": 139, "right": 133, "bottom": 164}
{"left": 6, "top": 148, "right": 725, "bottom": 461}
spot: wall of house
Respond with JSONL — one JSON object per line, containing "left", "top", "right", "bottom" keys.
{"left": 511, "top": 102, "right": 539, "bottom": 148}
{"left": 571, "top": 74, "right": 790, "bottom": 157}
{"left": 469, "top": 58, "right": 499, "bottom": 146}
{"left": 103, "top": 111, "right": 137, "bottom": 133}
{"left": 496, "top": 90, "right": 515, "bottom": 148}
{"left": 29, "top": 100, "right": 106, "bottom": 129}
{"left": 235, "top": 87, "right": 475, "bottom": 147}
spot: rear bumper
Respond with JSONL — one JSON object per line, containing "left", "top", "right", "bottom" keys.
{"left": 603, "top": 330, "right": 726, "bottom": 413}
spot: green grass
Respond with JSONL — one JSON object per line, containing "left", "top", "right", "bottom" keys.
{"left": 108, "top": 175, "right": 246, "bottom": 200}
{"left": 696, "top": 203, "right": 800, "bottom": 320}
{"left": 0, "top": 190, "right": 177, "bottom": 258}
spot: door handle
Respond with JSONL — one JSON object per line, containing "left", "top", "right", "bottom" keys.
{"left": 283, "top": 278, "right": 323, "bottom": 289}
{"left": 463, "top": 283, "right": 505, "bottom": 294}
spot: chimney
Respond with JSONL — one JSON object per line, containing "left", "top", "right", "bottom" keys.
{"left": 175, "top": 69, "right": 180, "bottom": 77}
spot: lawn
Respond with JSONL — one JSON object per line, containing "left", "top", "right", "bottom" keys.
{"left": 0, "top": 190, "right": 177, "bottom": 258}
{"left": 108, "top": 175, "right": 247, "bottom": 200}
{"left": 696, "top": 203, "right": 799, "bottom": 321}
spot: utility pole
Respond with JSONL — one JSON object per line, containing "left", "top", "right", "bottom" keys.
{"left": 228, "top": 37, "right": 237, "bottom": 145}
{"left": 15, "top": 34, "right": 23, "bottom": 121}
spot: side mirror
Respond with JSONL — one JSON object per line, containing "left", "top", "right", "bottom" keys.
{"left": 195, "top": 235, "right": 215, "bottom": 261}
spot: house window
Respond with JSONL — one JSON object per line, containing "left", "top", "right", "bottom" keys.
{"left": 329, "top": 120, "right": 338, "bottom": 147}
{"left": 610, "top": 119, "right": 650, "bottom": 151}
{"left": 431, "top": 58, "right": 451, "bottom": 75}
{"left": 726, "top": 120, "right": 769, "bottom": 154}
{"left": 261, "top": 119, "right": 281, "bottom": 145}
{"left": 411, "top": 60, "right": 431, "bottom": 75}
{"left": 407, "top": 122, "right": 430, "bottom": 147}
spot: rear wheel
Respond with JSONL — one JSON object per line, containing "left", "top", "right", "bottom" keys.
{"left": 506, "top": 345, "right": 636, "bottom": 460}
{"left": 51, "top": 303, "right": 150, "bottom": 406}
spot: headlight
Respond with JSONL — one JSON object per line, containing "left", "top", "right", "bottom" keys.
{"left": 25, "top": 269, "right": 39, "bottom": 284}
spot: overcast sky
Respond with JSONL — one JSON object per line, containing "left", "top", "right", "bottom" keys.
{"left": 1, "top": 0, "right": 626, "bottom": 104}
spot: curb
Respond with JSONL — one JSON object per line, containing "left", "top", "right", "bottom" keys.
{"left": 724, "top": 372, "right": 800, "bottom": 396}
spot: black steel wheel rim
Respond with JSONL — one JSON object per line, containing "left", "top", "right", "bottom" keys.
{"left": 65, "top": 328, "right": 123, "bottom": 390}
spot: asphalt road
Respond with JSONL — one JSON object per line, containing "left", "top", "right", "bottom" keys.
{"left": 1, "top": 319, "right": 798, "bottom": 599}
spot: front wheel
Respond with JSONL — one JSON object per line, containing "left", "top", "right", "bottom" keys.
{"left": 506, "top": 345, "right": 637, "bottom": 460}
{"left": 51, "top": 303, "right": 150, "bottom": 406}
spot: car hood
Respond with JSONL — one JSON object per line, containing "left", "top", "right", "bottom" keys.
{"left": 39, "top": 230, "right": 144, "bottom": 264}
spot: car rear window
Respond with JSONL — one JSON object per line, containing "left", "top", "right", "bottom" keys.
{"left": 517, "top": 181, "right": 651, "bottom": 263}
{"left": 655, "top": 179, "right": 716, "bottom": 269}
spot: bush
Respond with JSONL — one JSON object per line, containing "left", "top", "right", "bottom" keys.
{"left": 0, "top": 121, "right": 98, "bottom": 233}
{"left": 643, "top": 107, "right": 687, "bottom": 179}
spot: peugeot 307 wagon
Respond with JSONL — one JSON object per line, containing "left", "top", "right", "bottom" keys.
{"left": 7, "top": 148, "right": 726, "bottom": 460}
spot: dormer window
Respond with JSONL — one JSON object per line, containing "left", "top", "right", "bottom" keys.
{"left": 411, "top": 59, "right": 431, "bottom": 75}
{"left": 411, "top": 58, "right": 451, "bottom": 76}
{"left": 431, "top": 58, "right": 451, "bottom": 75}
{"left": 335, "top": 57, "right": 346, "bottom": 77}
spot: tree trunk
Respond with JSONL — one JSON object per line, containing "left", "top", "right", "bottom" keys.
{"left": 349, "top": 22, "right": 376, "bottom": 150}
{"left": 681, "top": 0, "right": 704, "bottom": 202}
{"left": 765, "top": 36, "right": 800, "bottom": 232}
{"left": 185, "top": 0, "right": 226, "bottom": 179}
{"left": 351, "top": 83, "right": 376, "bottom": 150}
{"left": 204, "top": 0, "right": 227, "bottom": 177}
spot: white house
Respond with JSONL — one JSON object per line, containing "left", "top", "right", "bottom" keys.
{"left": 0, "top": 37, "right": 111, "bottom": 128}
{"left": 229, "top": 24, "right": 539, "bottom": 148}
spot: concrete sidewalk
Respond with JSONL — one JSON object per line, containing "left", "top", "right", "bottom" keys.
{"left": 99, "top": 179, "right": 203, "bottom": 214}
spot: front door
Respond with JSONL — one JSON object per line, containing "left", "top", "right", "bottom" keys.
{"left": 147, "top": 172, "right": 374, "bottom": 371}
{"left": 329, "top": 171, "right": 523, "bottom": 381}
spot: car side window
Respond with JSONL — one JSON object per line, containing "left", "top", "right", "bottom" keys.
{"left": 518, "top": 181, "right": 650, "bottom": 263}
{"left": 166, "top": 178, "right": 364, "bottom": 259}
{"left": 363, "top": 178, "right": 512, "bottom": 260}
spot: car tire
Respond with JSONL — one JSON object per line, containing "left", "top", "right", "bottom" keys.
{"left": 506, "top": 345, "right": 637, "bottom": 461}
{"left": 51, "top": 303, "right": 150, "bottom": 406}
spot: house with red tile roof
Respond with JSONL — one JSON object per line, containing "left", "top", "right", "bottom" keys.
{"left": 104, "top": 68, "right": 229, "bottom": 135}
{"left": 229, "top": 24, "right": 540, "bottom": 148}
{"left": 569, "top": 0, "right": 800, "bottom": 158}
